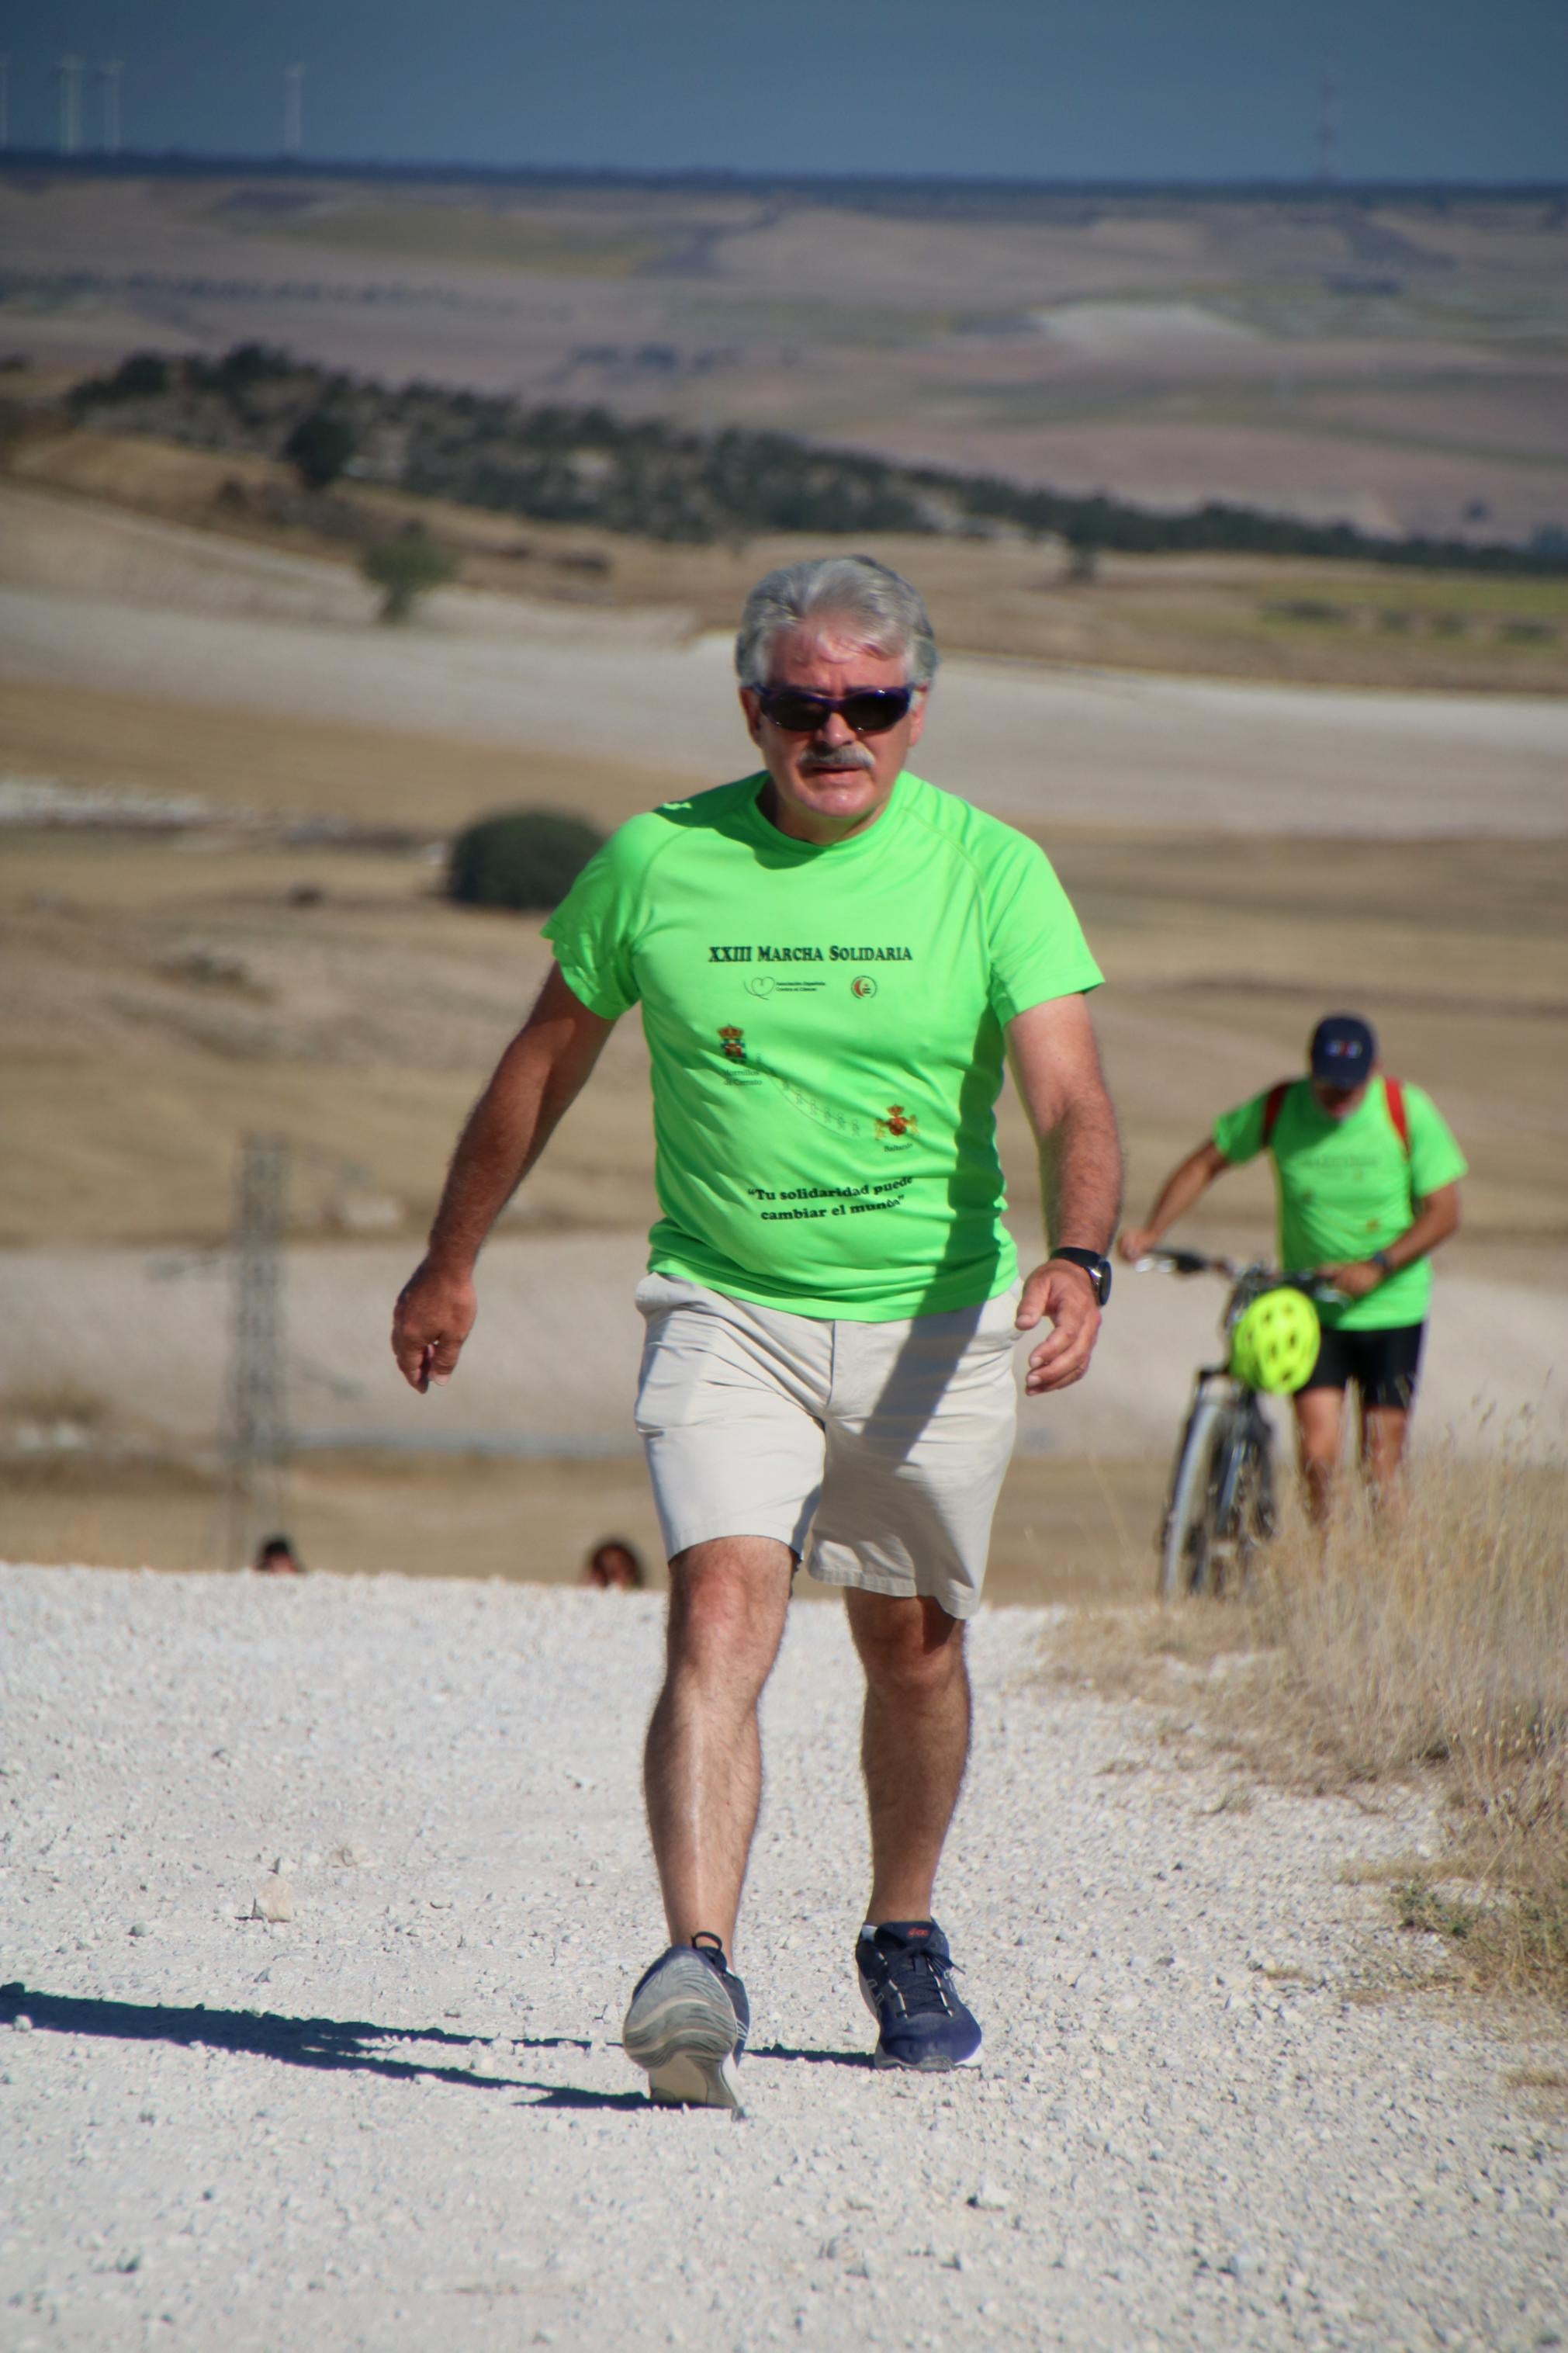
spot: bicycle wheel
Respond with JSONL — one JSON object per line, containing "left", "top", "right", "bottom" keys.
{"left": 1214, "top": 1419, "right": 1275, "bottom": 1594}
{"left": 1157, "top": 1389, "right": 1234, "bottom": 1599}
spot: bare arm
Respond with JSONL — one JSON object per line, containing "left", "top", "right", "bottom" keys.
{"left": 1006, "top": 994, "right": 1123, "bottom": 1395}
{"left": 1320, "top": 1180, "right": 1462, "bottom": 1298}
{"left": 1117, "top": 1138, "right": 1231, "bottom": 1263}
{"left": 391, "top": 965, "right": 616, "bottom": 1391}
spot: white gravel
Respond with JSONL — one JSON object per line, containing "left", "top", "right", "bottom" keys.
{"left": 3, "top": 1565, "right": 1563, "bottom": 2351}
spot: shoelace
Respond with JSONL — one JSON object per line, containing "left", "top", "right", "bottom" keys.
{"left": 880, "top": 1942, "right": 959, "bottom": 2019}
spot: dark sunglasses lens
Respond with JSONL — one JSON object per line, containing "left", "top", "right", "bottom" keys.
{"left": 841, "top": 690, "right": 911, "bottom": 734}
{"left": 759, "top": 688, "right": 912, "bottom": 733}
{"left": 760, "top": 691, "right": 829, "bottom": 731}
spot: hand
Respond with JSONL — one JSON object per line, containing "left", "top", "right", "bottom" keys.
{"left": 1016, "top": 1260, "right": 1102, "bottom": 1395}
{"left": 1116, "top": 1227, "right": 1158, "bottom": 1265}
{"left": 392, "top": 1257, "right": 478, "bottom": 1393}
{"left": 1317, "top": 1260, "right": 1383, "bottom": 1300}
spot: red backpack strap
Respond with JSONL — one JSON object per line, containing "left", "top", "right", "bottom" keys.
{"left": 1262, "top": 1079, "right": 1293, "bottom": 1148}
{"left": 1384, "top": 1075, "right": 1410, "bottom": 1155}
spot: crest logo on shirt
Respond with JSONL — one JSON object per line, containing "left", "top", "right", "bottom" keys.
{"left": 717, "top": 1025, "right": 747, "bottom": 1065}
{"left": 876, "top": 1104, "right": 917, "bottom": 1149}
{"left": 851, "top": 976, "right": 877, "bottom": 999}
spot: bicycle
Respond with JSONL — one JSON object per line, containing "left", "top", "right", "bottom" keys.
{"left": 1134, "top": 1249, "right": 1343, "bottom": 1600}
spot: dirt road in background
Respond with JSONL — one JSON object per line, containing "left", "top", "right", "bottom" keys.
{"left": 3, "top": 490, "right": 1566, "bottom": 834}
{"left": 2, "top": 1235, "right": 1561, "bottom": 1464}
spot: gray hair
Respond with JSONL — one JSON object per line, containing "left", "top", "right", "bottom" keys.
{"left": 734, "top": 556, "right": 938, "bottom": 689}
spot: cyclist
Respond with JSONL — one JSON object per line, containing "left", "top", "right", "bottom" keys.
{"left": 1119, "top": 1014, "right": 1466, "bottom": 1519}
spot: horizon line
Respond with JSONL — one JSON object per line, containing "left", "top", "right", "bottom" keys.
{"left": 2, "top": 149, "right": 1564, "bottom": 200}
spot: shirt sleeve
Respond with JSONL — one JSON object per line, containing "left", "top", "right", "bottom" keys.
{"left": 540, "top": 817, "right": 656, "bottom": 1021}
{"left": 1404, "top": 1083, "right": 1468, "bottom": 1197}
{"left": 982, "top": 833, "right": 1104, "bottom": 1026}
{"left": 1213, "top": 1093, "right": 1269, "bottom": 1166}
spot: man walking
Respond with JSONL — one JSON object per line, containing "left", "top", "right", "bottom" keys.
{"left": 393, "top": 557, "right": 1120, "bottom": 2105}
{"left": 1120, "top": 1014, "right": 1465, "bottom": 1519}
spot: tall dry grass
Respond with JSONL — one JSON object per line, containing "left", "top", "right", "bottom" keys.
{"left": 1046, "top": 1450, "right": 1568, "bottom": 2005}
{"left": 1255, "top": 1454, "right": 1568, "bottom": 2001}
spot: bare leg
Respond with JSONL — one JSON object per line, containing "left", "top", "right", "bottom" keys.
{"left": 846, "top": 1590, "right": 970, "bottom": 1925}
{"left": 643, "top": 1536, "right": 794, "bottom": 1957}
{"left": 1294, "top": 1387, "right": 1346, "bottom": 1528}
{"left": 1362, "top": 1402, "right": 1412, "bottom": 1526}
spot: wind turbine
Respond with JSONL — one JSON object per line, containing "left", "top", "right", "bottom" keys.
{"left": 283, "top": 63, "right": 304, "bottom": 158}
{"left": 99, "top": 59, "right": 123, "bottom": 155}
{"left": 0, "top": 57, "right": 10, "bottom": 153}
{"left": 57, "top": 55, "right": 83, "bottom": 155}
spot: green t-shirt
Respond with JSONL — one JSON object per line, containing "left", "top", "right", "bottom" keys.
{"left": 1212, "top": 1076, "right": 1467, "bottom": 1331}
{"left": 543, "top": 769, "right": 1103, "bottom": 1320}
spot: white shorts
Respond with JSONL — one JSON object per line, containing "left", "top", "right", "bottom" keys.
{"left": 632, "top": 1272, "right": 1022, "bottom": 1620}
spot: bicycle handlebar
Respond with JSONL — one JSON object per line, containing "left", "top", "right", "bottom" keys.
{"left": 1131, "top": 1250, "right": 1345, "bottom": 1307}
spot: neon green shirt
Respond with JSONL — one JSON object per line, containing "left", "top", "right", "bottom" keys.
{"left": 543, "top": 770, "right": 1102, "bottom": 1320}
{"left": 1212, "top": 1076, "right": 1467, "bottom": 1332}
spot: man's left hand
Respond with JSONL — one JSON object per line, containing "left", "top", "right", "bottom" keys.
{"left": 1318, "top": 1260, "right": 1383, "bottom": 1299}
{"left": 1016, "top": 1260, "right": 1102, "bottom": 1395}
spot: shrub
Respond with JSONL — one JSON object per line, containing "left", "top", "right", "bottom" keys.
{"left": 358, "top": 523, "right": 456, "bottom": 622}
{"left": 448, "top": 809, "right": 606, "bottom": 913}
{"left": 284, "top": 407, "right": 356, "bottom": 490}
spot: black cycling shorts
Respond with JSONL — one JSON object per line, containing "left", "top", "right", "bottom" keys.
{"left": 1302, "top": 1322, "right": 1425, "bottom": 1412}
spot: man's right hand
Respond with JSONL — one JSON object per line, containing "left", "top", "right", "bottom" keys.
{"left": 392, "top": 1259, "right": 477, "bottom": 1393}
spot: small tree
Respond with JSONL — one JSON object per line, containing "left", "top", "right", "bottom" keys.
{"left": 359, "top": 523, "right": 457, "bottom": 623}
{"left": 1065, "top": 524, "right": 1102, "bottom": 584}
{"left": 448, "top": 809, "right": 605, "bottom": 913}
{"left": 284, "top": 407, "right": 356, "bottom": 491}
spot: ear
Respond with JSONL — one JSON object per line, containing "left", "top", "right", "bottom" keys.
{"left": 739, "top": 685, "right": 764, "bottom": 749}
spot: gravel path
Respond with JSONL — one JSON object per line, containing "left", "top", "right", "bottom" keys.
{"left": 3, "top": 1565, "right": 1563, "bottom": 2351}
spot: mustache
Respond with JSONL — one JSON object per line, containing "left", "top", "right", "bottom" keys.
{"left": 800, "top": 743, "right": 876, "bottom": 775}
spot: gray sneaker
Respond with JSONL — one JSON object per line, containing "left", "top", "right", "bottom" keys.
{"left": 622, "top": 1932, "right": 749, "bottom": 2109}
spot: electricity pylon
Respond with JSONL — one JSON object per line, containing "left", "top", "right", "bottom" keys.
{"left": 223, "top": 1134, "right": 289, "bottom": 1568}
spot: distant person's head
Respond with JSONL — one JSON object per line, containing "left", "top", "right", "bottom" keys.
{"left": 735, "top": 557, "right": 934, "bottom": 843}
{"left": 585, "top": 1537, "right": 645, "bottom": 1592}
{"left": 254, "top": 1533, "right": 304, "bottom": 1576}
{"left": 1308, "top": 1012, "right": 1377, "bottom": 1120}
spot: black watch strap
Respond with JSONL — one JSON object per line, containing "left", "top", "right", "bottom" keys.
{"left": 1050, "top": 1246, "right": 1112, "bottom": 1305}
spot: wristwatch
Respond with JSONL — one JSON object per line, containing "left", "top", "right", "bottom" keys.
{"left": 1371, "top": 1249, "right": 1394, "bottom": 1280}
{"left": 1049, "top": 1246, "right": 1113, "bottom": 1305}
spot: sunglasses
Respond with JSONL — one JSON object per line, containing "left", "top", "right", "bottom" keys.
{"left": 753, "top": 685, "right": 914, "bottom": 736}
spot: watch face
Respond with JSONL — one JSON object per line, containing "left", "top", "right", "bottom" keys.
{"left": 1057, "top": 1249, "right": 1110, "bottom": 1304}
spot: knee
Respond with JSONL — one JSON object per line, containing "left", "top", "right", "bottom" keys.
{"left": 854, "top": 1599, "right": 965, "bottom": 1703}
{"left": 666, "top": 1551, "right": 784, "bottom": 1685}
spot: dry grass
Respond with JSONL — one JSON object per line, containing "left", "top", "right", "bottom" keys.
{"left": 1050, "top": 1457, "right": 1568, "bottom": 2006}
{"left": 1255, "top": 1462, "right": 1568, "bottom": 2005}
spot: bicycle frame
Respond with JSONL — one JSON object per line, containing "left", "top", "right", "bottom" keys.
{"left": 1144, "top": 1249, "right": 1334, "bottom": 1599}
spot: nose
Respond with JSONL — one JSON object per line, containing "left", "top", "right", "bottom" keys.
{"left": 811, "top": 708, "right": 855, "bottom": 747}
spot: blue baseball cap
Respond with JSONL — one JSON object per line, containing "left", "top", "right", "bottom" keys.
{"left": 1309, "top": 1012, "right": 1376, "bottom": 1083}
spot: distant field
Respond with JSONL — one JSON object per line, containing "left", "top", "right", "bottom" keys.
{"left": 0, "top": 1448, "right": 1166, "bottom": 1603}
{"left": 261, "top": 199, "right": 668, "bottom": 279}
{"left": 10, "top": 431, "right": 1567, "bottom": 692}
{"left": 2, "top": 700, "right": 1563, "bottom": 1260}
{"left": 1, "top": 172, "right": 1565, "bottom": 539}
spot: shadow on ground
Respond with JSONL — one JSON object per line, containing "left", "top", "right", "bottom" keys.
{"left": 0, "top": 1981, "right": 586, "bottom": 2090}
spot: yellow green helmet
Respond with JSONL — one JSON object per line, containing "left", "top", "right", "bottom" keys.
{"left": 1230, "top": 1287, "right": 1321, "bottom": 1394}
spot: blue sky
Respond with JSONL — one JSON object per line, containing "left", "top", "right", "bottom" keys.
{"left": 5, "top": 0, "right": 1566, "bottom": 182}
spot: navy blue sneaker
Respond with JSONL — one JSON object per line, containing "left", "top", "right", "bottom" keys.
{"left": 857, "top": 1920, "right": 981, "bottom": 2071}
{"left": 622, "top": 1932, "right": 749, "bottom": 2109}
